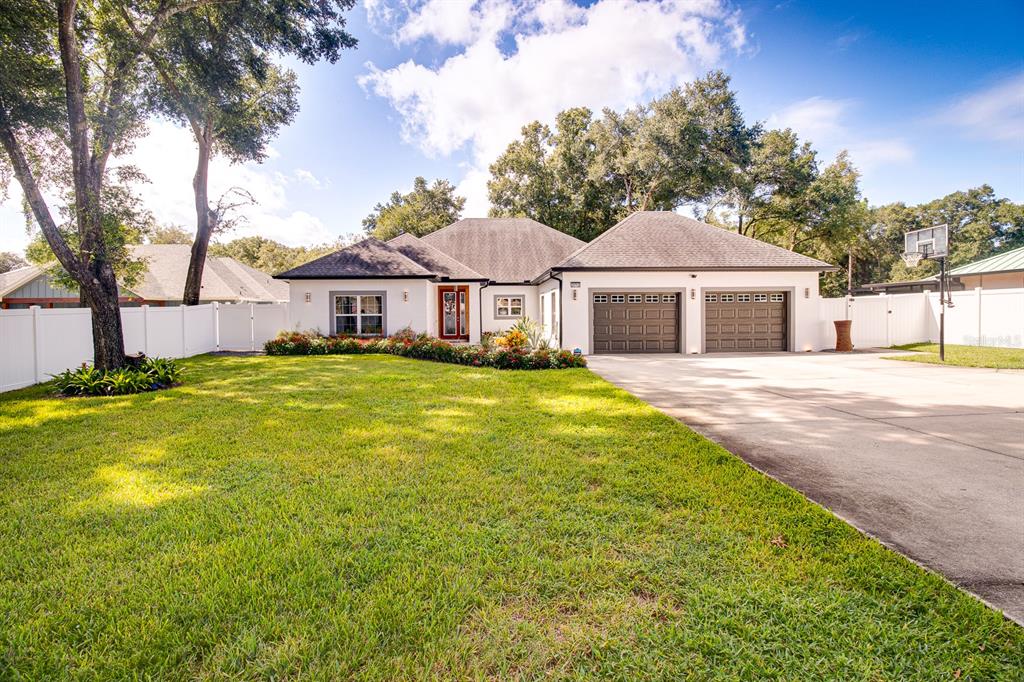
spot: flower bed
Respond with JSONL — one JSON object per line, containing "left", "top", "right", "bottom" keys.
{"left": 265, "top": 331, "right": 587, "bottom": 369}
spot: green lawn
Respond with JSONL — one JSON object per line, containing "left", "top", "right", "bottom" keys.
{"left": 886, "top": 342, "right": 1024, "bottom": 369}
{"left": 1, "top": 355, "right": 1021, "bottom": 679}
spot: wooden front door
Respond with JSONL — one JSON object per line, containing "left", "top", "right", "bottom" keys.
{"left": 438, "top": 286, "right": 469, "bottom": 339}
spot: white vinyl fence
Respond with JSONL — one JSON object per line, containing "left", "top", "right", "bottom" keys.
{"left": 0, "top": 302, "right": 289, "bottom": 393}
{"left": 819, "top": 288, "right": 1024, "bottom": 350}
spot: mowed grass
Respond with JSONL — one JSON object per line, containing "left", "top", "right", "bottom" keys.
{"left": 887, "top": 342, "right": 1024, "bottom": 369}
{"left": 1, "top": 355, "right": 1021, "bottom": 680}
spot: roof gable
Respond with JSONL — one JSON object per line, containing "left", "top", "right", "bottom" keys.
{"left": 420, "top": 218, "right": 586, "bottom": 282}
{"left": 386, "top": 233, "right": 485, "bottom": 280}
{"left": 555, "top": 212, "right": 835, "bottom": 271}
{"left": 276, "top": 238, "right": 435, "bottom": 279}
{"left": 0, "top": 265, "right": 45, "bottom": 298}
{"left": 949, "top": 246, "right": 1024, "bottom": 276}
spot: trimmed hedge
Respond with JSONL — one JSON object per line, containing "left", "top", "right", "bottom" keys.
{"left": 265, "top": 332, "right": 587, "bottom": 370}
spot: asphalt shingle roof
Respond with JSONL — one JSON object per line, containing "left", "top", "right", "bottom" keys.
{"left": 276, "top": 238, "right": 435, "bottom": 279}
{"left": 1, "top": 246, "right": 288, "bottom": 302}
{"left": 130, "top": 244, "right": 288, "bottom": 302}
{"left": 554, "top": 211, "right": 836, "bottom": 271}
{"left": 420, "top": 218, "right": 586, "bottom": 283}
{"left": 949, "top": 246, "right": 1024, "bottom": 276}
{"left": 386, "top": 233, "right": 486, "bottom": 280}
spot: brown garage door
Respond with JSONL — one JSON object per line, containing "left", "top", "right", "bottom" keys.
{"left": 705, "top": 291, "right": 787, "bottom": 352}
{"left": 592, "top": 292, "right": 680, "bottom": 354}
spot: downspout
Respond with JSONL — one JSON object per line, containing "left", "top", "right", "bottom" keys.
{"left": 550, "top": 270, "right": 563, "bottom": 349}
{"left": 478, "top": 280, "right": 490, "bottom": 342}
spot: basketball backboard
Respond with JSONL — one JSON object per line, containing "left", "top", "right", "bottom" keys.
{"left": 904, "top": 224, "right": 948, "bottom": 263}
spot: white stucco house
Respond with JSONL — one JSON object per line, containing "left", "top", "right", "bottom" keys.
{"left": 276, "top": 211, "right": 837, "bottom": 355}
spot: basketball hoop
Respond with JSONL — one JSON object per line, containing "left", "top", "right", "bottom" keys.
{"left": 901, "top": 251, "right": 923, "bottom": 268}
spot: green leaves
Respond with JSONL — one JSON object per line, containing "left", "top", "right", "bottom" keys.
{"left": 363, "top": 177, "right": 466, "bottom": 240}
{"left": 52, "top": 357, "right": 183, "bottom": 396}
{"left": 488, "top": 72, "right": 753, "bottom": 240}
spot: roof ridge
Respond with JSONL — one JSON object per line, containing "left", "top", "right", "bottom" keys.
{"left": 387, "top": 232, "right": 486, "bottom": 279}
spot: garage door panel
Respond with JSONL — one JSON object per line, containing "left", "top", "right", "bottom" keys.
{"left": 705, "top": 291, "right": 787, "bottom": 352}
{"left": 592, "top": 292, "right": 680, "bottom": 354}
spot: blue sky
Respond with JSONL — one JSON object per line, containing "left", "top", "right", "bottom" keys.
{"left": 1, "top": 0, "right": 1022, "bottom": 256}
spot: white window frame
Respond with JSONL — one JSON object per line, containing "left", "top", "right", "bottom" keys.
{"left": 333, "top": 292, "right": 385, "bottom": 337}
{"left": 627, "top": 294, "right": 643, "bottom": 303}
{"left": 593, "top": 294, "right": 608, "bottom": 303}
{"left": 737, "top": 293, "right": 751, "bottom": 303}
{"left": 610, "top": 294, "right": 626, "bottom": 303}
{"left": 770, "top": 293, "right": 784, "bottom": 302}
{"left": 720, "top": 294, "right": 735, "bottom": 303}
{"left": 753, "top": 293, "right": 768, "bottom": 302}
{"left": 705, "top": 293, "right": 717, "bottom": 302}
{"left": 494, "top": 295, "right": 525, "bottom": 319}
{"left": 662, "top": 294, "right": 677, "bottom": 303}
{"left": 645, "top": 294, "right": 660, "bottom": 303}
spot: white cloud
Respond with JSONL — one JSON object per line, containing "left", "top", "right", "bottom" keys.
{"left": 116, "top": 121, "right": 336, "bottom": 246}
{"left": 767, "top": 96, "right": 849, "bottom": 146}
{"left": 293, "top": 168, "right": 323, "bottom": 190}
{"left": 0, "top": 120, "right": 337, "bottom": 255}
{"left": 360, "top": 0, "right": 748, "bottom": 212}
{"left": 768, "top": 96, "right": 913, "bottom": 172}
{"left": 936, "top": 73, "right": 1024, "bottom": 143}
{"left": 844, "top": 138, "right": 914, "bottom": 168}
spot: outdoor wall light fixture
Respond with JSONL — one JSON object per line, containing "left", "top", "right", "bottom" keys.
{"left": 804, "top": 287, "right": 810, "bottom": 299}
{"left": 304, "top": 292, "right": 311, "bottom": 303}
{"left": 572, "top": 289, "right": 578, "bottom": 301}
{"left": 690, "top": 289, "right": 695, "bottom": 300}
{"left": 403, "top": 290, "right": 409, "bottom": 302}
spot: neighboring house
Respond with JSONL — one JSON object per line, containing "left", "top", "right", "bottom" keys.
{"left": 0, "top": 244, "right": 288, "bottom": 309}
{"left": 947, "top": 246, "right": 1024, "bottom": 290}
{"left": 862, "top": 246, "right": 1024, "bottom": 295}
{"left": 277, "top": 212, "right": 836, "bottom": 354}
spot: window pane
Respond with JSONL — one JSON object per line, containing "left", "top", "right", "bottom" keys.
{"left": 336, "top": 316, "right": 357, "bottom": 334}
{"left": 360, "top": 295, "right": 382, "bottom": 315}
{"left": 497, "top": 297, "right": 509, "bottom": 307}
{"left": 510, "top": 306, "right": 522, "bottom": 316}
{"left": 336, "top": 295, "right": 357, "bottom": 315}
{"left": 361, "top": 315, "right": 383, "bottom": 336}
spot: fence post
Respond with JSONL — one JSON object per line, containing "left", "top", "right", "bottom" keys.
{"left": 882, "top": 293, "right": 890, "bottom": 347}
{"left": 180, "top": 305, "right": 187, "bottom": 357}
{"left": 249, "top": 303, "right": 256, "bottom": 352}
{"left": 214, "top": 302, "right": 221, "bottom": 352}
{"left": 975, "top": 287, "right": 983, "bottom": 346}
{"left": 31, "top": 305, "right": 43, "bottom": 383}
{"left": 142, "top": 305, "right": 151, "bottom": 356}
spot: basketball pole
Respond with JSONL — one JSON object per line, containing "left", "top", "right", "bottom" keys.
{"left": 939, "top": 257, "right": 946, "bottom": 362}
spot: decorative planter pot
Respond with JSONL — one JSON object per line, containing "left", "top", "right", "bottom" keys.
{"left": 834, "top": 320, "right": 853, "bottom": 352}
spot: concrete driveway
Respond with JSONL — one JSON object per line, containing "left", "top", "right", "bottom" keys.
{"left": 587, "top": 351, "right": 1024, "bottom": 623}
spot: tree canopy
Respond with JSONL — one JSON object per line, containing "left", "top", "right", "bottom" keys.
{"left": 363, "top": 177, "right": 466, "bottom": 240}
{"left": 0, "top": 252, "right": 27, "bottom": 274}
{"left": 209, "top": 235, "right": 356, "bottom": 275}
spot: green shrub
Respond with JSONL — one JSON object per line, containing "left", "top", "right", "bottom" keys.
{"left": 53, "top": 357, "right": 184, "bottom": 397}
{"left": 264, "top": 330, "right": 587, "bottom": 370}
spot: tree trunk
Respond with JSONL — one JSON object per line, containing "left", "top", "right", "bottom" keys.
{"left": 183, "top": 132, "right": 213, "bottom": 306}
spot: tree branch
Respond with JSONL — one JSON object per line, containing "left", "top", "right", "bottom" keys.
{"left": 0, "top": 103, "right": 84, "bottom": 280}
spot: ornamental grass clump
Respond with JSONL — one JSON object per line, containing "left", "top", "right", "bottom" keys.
{"left": 264, "top": 330, "right": 586, "bottom": 370}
